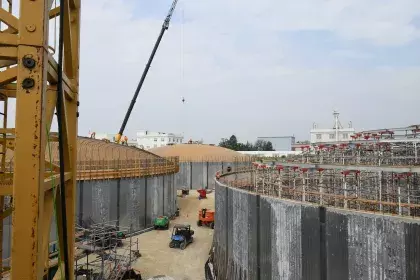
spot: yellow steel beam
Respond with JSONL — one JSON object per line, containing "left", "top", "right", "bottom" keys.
{"left": 49, "top": 6, "right": 60, "bottom": 19}
{"left": 0, "top": 84, "right": 63, "bottom": 99}
{"left": 0, "top": 207, "right": 12, "bottom": 220}
{"left": 0, "top": 67, "right": 17, "bottom": 86}
{"left": 63, "top": 0, "right": 74, "bottom": 78}
{"left": 0, "top": 8, "right": 19, "bottom": 31}
{"left": 69, "top": 0, "right": 80, "bottom": 9}
{"left": 0, "top": 46, "right": 17, "bottom": 59}
{"left": 47, "top": 54, "right": 76, "bottom": 100}
{"left": 0, "top": 185, "right": 12, "bottom": 195}
{"left": 11, "top": 0, "right": 51, "bottom": 278}
{"left": 0, "top": 33, "right": 17, "bottom": 46}
{"left": 0, "top": 45, "right": 17, "bottom": 68}
{"left": 41, "top": 190, "right": 54, "bottom": 274}
{"left": 0, "top": 128, "right": 14, "bottom": 134}
{"left": 44, "top": 172, "right": 71, "bottom": 191}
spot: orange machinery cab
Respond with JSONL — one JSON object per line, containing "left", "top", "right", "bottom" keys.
{"left": 197, "top": 208, "right": 215, "bottom": 229}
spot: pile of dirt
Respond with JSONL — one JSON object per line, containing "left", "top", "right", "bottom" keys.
{"left": 149, "top": 144, "right": 249, "bottom": 162}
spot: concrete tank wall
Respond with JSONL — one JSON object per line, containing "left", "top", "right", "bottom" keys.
{"left": 76, "top": 174, "right": 177, "bottom": 230}
{"left": 1, "top": 173, "right": 177, "bottom": 263}
{"left": 214, "top": 181, "right": 420, "bottom": 280}
{"left": 175, "top": 161, "right": 250, "bottom": 190}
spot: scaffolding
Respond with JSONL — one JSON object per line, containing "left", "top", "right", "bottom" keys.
{"left": 74, "top": 221, "right": 141, "bottom": 280}
{"left": 222, "top": 139, "right": 420, "bottom": 218}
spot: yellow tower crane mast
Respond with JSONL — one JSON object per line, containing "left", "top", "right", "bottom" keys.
{"left": 0, "top": 0, "right": 81, "bottom": 279}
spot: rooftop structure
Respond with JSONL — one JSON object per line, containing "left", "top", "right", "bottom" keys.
{"left": 310, "top": 110, "right": 355, "bottom": 144}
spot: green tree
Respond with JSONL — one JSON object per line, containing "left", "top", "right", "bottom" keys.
{"left": 219, "top": 135, "right": 240, "bottom": 150}
{"left": 219, "top": 135, "right": 274, "bottom": 151}
{"left": 254, "top": 139, "right": 275, "bottom": 151}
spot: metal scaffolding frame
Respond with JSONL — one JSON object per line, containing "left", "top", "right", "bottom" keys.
{"left": 74, "top": 221, "right": 141, "bottom": 279}
{"left": 224, "top": 139, "right": 420, "bottom": 217}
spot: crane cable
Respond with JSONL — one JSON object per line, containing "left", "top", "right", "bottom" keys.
{"left": 56, "top": 0, "right": 70, "bottom": 278}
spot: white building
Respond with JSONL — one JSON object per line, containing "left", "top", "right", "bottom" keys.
{"left": 310, "top": 111, "right": 355, "bottom": 144}
{"left": 136, "top": 130, "right": 183, "bottom": 150}
{"left": 88, "top": 132, "right": 116, "bottom": 141}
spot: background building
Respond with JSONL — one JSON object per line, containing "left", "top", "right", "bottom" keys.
{"left": 136, "top": 130, "right": 184, "bottom": 150}
{"left": 292, "top": 140, "right": 310, "bottom": 151}
{"left": 88, "top": 132, "right": 116, "bottom": 141}
{"left": 256, "top": 136, "right": 295, "bottom": 151}
{"left": 310, "top": 111, "right": 355, "bottom": 144}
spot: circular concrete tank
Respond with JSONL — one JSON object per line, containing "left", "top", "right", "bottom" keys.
{"left": 150, "top": 144, "right": 250, "bottom": 190}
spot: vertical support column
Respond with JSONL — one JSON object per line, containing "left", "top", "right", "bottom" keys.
{"left": 319, "top": 206, "right": 327, "bottom": 280}
{"left": 162, "top": 175, "right": 165, "bottom": 216}
{"left": 206, "top": 161, "right": 209, "bottom": 189}
{"left": 262, "top": 172, "right": 265, "bottom": 195}
{"left": 278, "top": 170, "right": 282, "bottom": 198}
{"left": 190, "top": 161, "right": 193, "bottom": 190}
{"left": 116, "top": 179, "right": 121, "bottom": 229}
{"left": 225, "top": 186, "right": 229, "bottom": 278}
{"left": 378, "top": 171, "right": 383, "bottom": 212}
{"left": 12, "top": 0, "right": 50, "bottom": 278}
{"left": 343, "top": 179, "right": 348, "bottom": 209}
{"left": 398, "top": 184, "right": 402, "bottom": 216}
{"left": 256, "top": 194, "right": 261, "bottom": 280}
{"left": 144, "top": 178, "right": 148, "bottom": 227}
{"left": 319, "top": 169, "right": 324, "bottom": 205}
{"left": 302, "top": 170, "right": 307, "bottom": 202}
{"left": 78, "top": 181, "right": 84, "bottom": 226}
{"left": 407, "top": 180, "right": 411, "bottom": 217}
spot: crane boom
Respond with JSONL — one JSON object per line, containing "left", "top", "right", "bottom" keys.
{"left": 116, "top": 0, "right": 179, "bottom": 143}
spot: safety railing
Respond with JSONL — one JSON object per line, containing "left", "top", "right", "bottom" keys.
{"left": 217, "top": 168, "right": 420, "bottom": 219}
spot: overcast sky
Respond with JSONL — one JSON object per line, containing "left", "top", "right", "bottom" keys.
{"left": 78, "top": 0, "right": 420, "bottom": 144}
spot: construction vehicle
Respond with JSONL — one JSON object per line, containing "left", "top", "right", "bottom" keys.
{"left": 153, "top": 216, "right": 170, "bottom": 230}
{"left": 115, "top": 0, "right": 179, "bottom": 143}
{"left": 169, "top": 224, "right": 194, "bottom": 250}
{"left": 197, "top": 189, "right": 207, "bottom": 199}
{"left": 197, "top": 208, "right": 215, "bottom": 229}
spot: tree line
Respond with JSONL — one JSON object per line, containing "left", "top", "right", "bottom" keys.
{"left": 219, "top": 135, "right": 274, "bottom": 151}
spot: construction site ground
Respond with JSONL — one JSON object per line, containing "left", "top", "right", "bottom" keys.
{"left": 132, "top": 190, "right": 215, "bottom": 280}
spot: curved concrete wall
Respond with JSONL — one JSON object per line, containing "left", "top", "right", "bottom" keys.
{"left": 214, "top": 179, "right": 420, "bottom": 280}
{"left": 2, "top": 174, "right": 177, "bottom": 262}
{"left": 175, "top": 162, "right": 250, "bottom": 190}
{"left": 76, "top": 175, "right": 177, "bottom": 230}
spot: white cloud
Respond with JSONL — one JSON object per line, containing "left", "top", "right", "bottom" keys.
{"left": 330, "top": 49, "right": 372, "bottom": 59}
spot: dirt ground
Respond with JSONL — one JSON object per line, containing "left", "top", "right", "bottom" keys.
{"left": 132, "top": 190, "right": 215, "bottom": 280}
